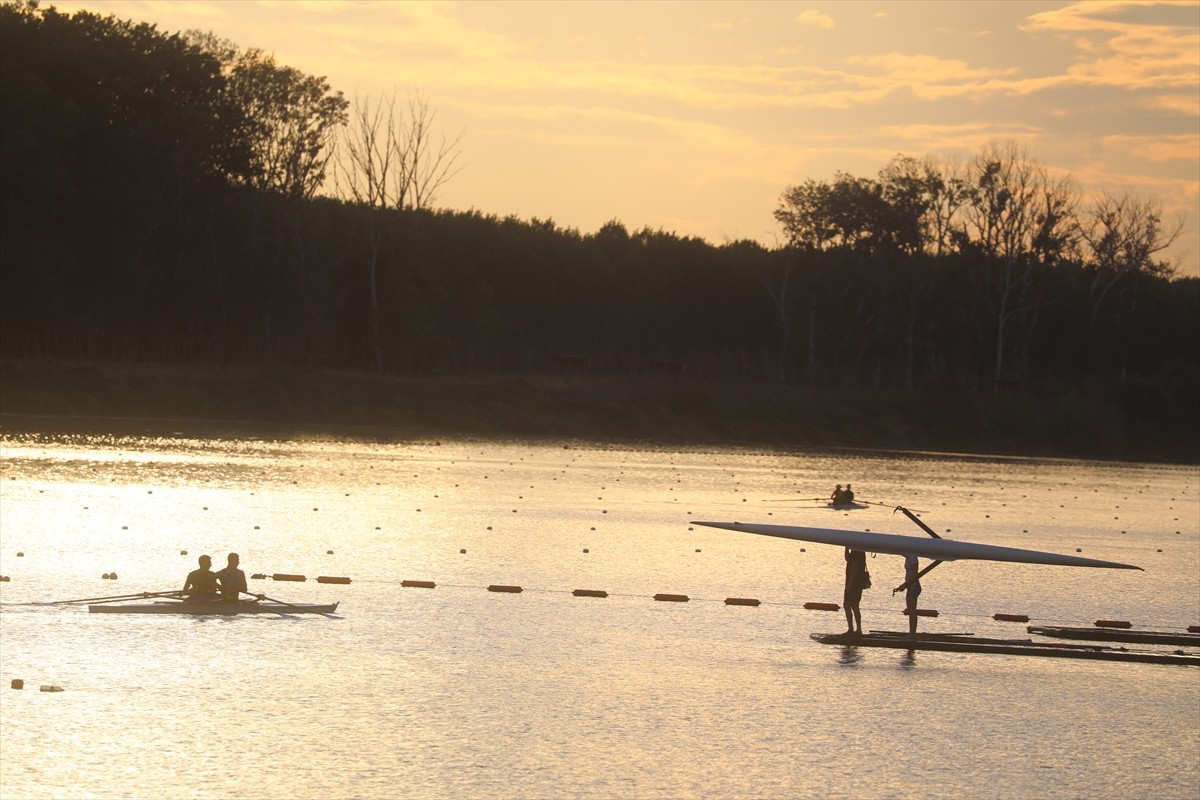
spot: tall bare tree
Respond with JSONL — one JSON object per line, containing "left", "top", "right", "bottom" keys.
{"left": 335, "top": 90, "right": 463, "bottom": 370}
{"left": 1082, "top": 191, "right": 1182, "bottom": 279}
{"left": 962, "top": 141, "right": 1079, "bottom": 386}
{"left": 1078, "top": 190, "right": 1184, "bottom": 377}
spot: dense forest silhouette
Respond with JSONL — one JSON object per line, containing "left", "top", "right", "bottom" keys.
{"left": 1, "top": 2, "right": 1196, "bottom": 458}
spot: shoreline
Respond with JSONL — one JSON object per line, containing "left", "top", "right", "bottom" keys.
{"left": 2, "top": 359, "right": 1196, "bottom": 463}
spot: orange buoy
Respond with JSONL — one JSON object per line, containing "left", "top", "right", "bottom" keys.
{"left": 903, "top": 608, "right": 939, "bottom": 617}
{"left": 401, "top": 580, "right": 436, "bottom": 589}
{"left": 572, "top": 589, "right": 608, "bottom": 598}
{"left": 0, "top": 576, "right": 9, "bottom": 582}
{"left": 804, "top": 602, "right": 840, "bottom": 611}
{"left": 1094, "top": 619, "right": 1132, "bottom": 629}
{"left": 316, "top": 576, "right": 351, "bottom": 585}
{"left": 725, "top": 597, "right": 760, "bottom": 607}
{"left": 993, "top": 613, "right": 1030, "bottom": 623}
{"left": 488, "top": 585, "right": 523, "bottom": 593}
{"left": 654, "top": 593, "right": 689, "bottom": 602}
{"left": 272, "top": 574, "right": 306, "bottom": 582}
{"left": 11, "top": 679, "right": 23, "bottom": 689}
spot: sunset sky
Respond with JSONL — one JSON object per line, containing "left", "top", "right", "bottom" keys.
{"left": 51, "top": 0, "right": 1200, "bottom": 275}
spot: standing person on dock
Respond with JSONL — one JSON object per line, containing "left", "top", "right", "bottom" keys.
{"left": 843, "top": 547, "right": 867, "bottom": 635}
{"left": 182, "top": 555, "right": 218, "bottom": 600}
{"left": 898, "top": 553, "right": 922, "bottom": 636}
{"left": 216, "top": 553, "right": 248, "bottom": 601}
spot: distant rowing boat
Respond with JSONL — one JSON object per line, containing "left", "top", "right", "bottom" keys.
{"left": 89, "top": 601, "right": 339, "bottom": 615}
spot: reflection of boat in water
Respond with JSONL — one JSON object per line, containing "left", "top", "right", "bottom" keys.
{"left": 826, "top": 502, "right": 868, "bottom": 510}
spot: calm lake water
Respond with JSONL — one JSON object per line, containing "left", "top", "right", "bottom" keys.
{"left": 1, "top": 420, "right": 1198, "bottom": 800}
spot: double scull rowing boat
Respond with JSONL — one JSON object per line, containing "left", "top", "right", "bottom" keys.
{"left": 89, "top": 600, "right": 339, "bottom": 615}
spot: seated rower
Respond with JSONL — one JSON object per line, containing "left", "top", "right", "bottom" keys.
{"left": 183, "top": 555, "right": 218, "bottom": 600}
{"left": 843, "top": 484, "right": 855, "bottom": 504}
{"left": 215, "top": 552, "right": 249, "bottom": 601}
{"left": 831, "top": 484, "right": 846, "bottom": 505}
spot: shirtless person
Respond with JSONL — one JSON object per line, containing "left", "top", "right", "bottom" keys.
{"left": 215, "top": 553, "right": 248, "bottom": 601}
{"left": 183, "top": 555, "right": 218, "bottom": 600}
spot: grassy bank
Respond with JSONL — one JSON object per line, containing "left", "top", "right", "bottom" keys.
{"left": 1, "top": 359, "right": 1195, "bottom": 463}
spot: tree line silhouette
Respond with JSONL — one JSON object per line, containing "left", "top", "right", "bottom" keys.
{"left": 1, "top": 2, "right": 1196, "bottom": 444}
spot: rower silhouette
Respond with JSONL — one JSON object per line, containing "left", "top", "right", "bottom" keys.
{"left": 182, "top": 555, "right": 218, "bottom": 600}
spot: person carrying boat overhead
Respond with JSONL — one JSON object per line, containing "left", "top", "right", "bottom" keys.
{"left": 894, "top": 553, "right": 922, "bottom": 636}
{"left": 215, "top": 552, "right": 250, "bottom": 601}
{"left": 182, "top": 555, "right": 218, "bottom": 600}
{"left": 843, "top": 547, "right": 868, "bottom": 635}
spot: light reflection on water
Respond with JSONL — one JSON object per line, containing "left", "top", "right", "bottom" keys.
{"left": 1, "top": 425, "right": 1198, "bottom": 800}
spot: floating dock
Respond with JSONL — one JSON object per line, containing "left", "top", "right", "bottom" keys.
{"left": 810, "top": 631, "right": 1200, "bottom": 666}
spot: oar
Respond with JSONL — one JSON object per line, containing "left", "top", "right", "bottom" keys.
{"left": 763, "top": 497, "right": 827, "bottom": 503}
{"left": 857, "top": 500, "right": 929, "bottom": 513}
{"left": 38, "top": 590, "right": 184, "bottom": 606}
{"left": 238, "top": 591, "right": 335, "bottom": 618}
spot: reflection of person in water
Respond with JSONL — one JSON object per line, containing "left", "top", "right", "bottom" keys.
{"left": 843, "top": 547, "right": 867, "bottom": 635}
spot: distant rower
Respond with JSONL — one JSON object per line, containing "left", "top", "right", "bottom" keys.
{"left": 830, "top": 484, "right": 856, "bottom": 506}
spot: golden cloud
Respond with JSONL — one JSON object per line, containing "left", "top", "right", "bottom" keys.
{"left": 794, "top": 9, "right": 835, "bottom": 30}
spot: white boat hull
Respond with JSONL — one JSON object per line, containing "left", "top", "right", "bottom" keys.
{"left": 693, "top": 521, "right": 1142, "bottom": 570}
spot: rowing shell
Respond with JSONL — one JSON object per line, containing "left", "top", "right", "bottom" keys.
{"left": 89, "top": 601, "right": 339, "bottom": 615}
{"left": 692, "top": 521, "right": 1142, "bottom": 570}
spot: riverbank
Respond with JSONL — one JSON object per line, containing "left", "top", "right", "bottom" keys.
{"left": 1, "top": 359, "right": 1195, "bottom": 462}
